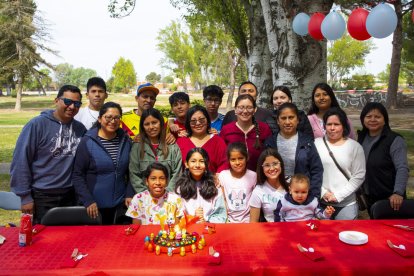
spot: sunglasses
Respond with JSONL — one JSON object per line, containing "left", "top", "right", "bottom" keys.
{"left": 59, "top": 98, "right": 82, "bottom": 108}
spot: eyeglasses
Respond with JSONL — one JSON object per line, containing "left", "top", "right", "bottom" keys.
{"left": 205, "top": 98, "right": 221, "bottom": 104}
{"left": 262, "top": 162, "right": 281, "bottom": 170}
{"left": 103, "top": 115, "right": 121, "bottom": 122}
{"left": 59, "top": 98, "right": 82, "bottom": 108}
{"left": 189, "top": 118, "right": 207, "bottom": 126}
{"left": 236, "top": 106, "right": 255, "bottom": 112}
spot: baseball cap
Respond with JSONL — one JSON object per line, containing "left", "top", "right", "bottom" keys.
{"left": 137, "top": 83, "right": 159, "bottom": 96}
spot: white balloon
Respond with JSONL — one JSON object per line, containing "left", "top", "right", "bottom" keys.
{"left": 366, "top": 3, "right": 397, "bottom": 39}
{"left": 321, "top": 11, "right": 346, "bottom": 40}
{"left": 293, "top": 13, "right": 310, "bottom": 36}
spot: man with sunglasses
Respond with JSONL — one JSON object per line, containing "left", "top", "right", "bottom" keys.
{"left": 10, "top": 85, "right": 87, "bottom": 224}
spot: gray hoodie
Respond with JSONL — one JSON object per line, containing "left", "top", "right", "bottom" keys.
{"left": 10, "top": 110, "right": 86, "bottom": 205}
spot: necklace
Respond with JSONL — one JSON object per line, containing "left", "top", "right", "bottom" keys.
{"left": 87, "top": 106, "right": 98, "bottom": 121}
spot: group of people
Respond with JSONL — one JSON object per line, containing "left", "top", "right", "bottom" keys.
{"left": 10, "top": 77, "right": 409, "bottom": 226}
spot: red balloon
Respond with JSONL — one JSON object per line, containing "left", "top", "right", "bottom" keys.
{"left": 308, "top": 13, "right": 325, "bottom": 40}
{"left": 347, "top": 8, "right": 371, "bottom": 41}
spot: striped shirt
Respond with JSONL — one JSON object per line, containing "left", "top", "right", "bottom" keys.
{"left": 99, "top": 136, "right": 120, "bottom": 165}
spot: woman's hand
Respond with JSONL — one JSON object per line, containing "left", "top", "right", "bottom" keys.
{"left": 86, "top": 203, "right": 99, "bottom": 219}
{"left": 165, "top": 133, "right": 176, "bottom": 145}
{"left": 195, "top": 207, "right": 205, "bottom": 223}
{"left": 389, "top": 194, "right": 403, "bottom": 211}
{"left": 323, "top": 191, "right": 337, "bottom": 203}
{"left": 125, "top": 197, "right": 132, "bottom": 208}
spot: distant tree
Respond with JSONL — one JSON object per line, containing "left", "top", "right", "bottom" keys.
{"left": 377, "top": 64, "right": 391, "bottom": 85}
{"left": 162, "top": 75, "right": 174, "bottom": 83}
{"left": 343, "top": 74, "right": 376, "bottom": 90}
{"left": 145, "top": 72, "right": 161, "bottom": 84}
{"left": 157, "top": 21, "right": 196, "bottom": 92}
{"left": 54, "top": 63, "right": 97, "bottom": 89}
{"left": 0, "top": 0, "right": 55, "bottom": 110}
{"left": 24, "top": 68, "right": 52, "bottom": 93}
{"left": 110, "top": 57, "right": 137, "bottom": 93}
{"left": 327, "top": 35, "right": 373, "bottom": 89}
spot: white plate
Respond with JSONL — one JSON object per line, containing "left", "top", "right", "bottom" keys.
{"left": 339, "top": 231, "right": 368, "bottom": 245}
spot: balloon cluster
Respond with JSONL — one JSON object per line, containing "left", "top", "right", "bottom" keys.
{"left": 292, "top": 3, "right": 398, "bottom": 41}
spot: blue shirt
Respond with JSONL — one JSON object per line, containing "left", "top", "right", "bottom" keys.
{"left": 211, "top": 113, "right": 224, "bottom": 133}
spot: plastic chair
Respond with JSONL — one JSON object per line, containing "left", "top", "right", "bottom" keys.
{"left": 41, "top": 206, "right": 102, "bottom": 226}
{"left": 0, "top": 191, "right": 21, "bottom": 210}
{"left": 370, "top": 199, "right": 414, "bottom": 219}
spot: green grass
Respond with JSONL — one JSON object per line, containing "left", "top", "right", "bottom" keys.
{"left": 0, "top": 127, "right": 22, "bottom": 163}
{"left": 0, "top": 174, "right": 20, "bottom": 226}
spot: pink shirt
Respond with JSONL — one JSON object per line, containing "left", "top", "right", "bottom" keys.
{"left": 218, "top": 169, "right": 257, "bottom": 223}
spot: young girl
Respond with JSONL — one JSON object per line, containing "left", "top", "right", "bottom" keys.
{"left": 249, "top": 148, "right": 289, "bottom": 222}
{"left": 126, "top": 163, "right": 184, "bottom": 225}
{"left": 274, "top": 174, "right": 335, "bottom": 222}
{"left": 175, "top": 148, "right": 227, "bottom": 223}
{"left": 218, "top": 142, "right": 256, "bottom": 223}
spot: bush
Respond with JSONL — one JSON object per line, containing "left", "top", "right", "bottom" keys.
{"left": 344, "top": 74, "right": 375, "bottom": 90}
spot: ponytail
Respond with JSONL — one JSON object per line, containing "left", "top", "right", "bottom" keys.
{"left": 252, "top": 115, "right": 261, "bottom": 149}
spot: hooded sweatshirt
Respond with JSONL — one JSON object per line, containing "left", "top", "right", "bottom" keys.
{"left": 10, "top": 110, "right": 86, "bottom": 205}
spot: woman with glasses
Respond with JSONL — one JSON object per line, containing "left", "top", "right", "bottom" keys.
{"left": 129, "top": 108, "right": 182, "bottom": 194}
{"left": 264, "top": 103, "right": 323, "bottom": 199}
{"left": 220, "top": 94, "right": 271, "bottom": 171}
{"left": 249, "top": 148, "right": 289, "bottom": 222}
{"left": 72, "top": 102, "right": 134, "bottom": 224}
{"left": 176, "top": 105, "right": 227, "bottom": 174}
{"left": 315, "top": 107, "right": 365, "bottom": 220}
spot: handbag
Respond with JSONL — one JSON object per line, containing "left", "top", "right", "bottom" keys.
{"left": 323, "top": 137, "right": 368, "bottom": 211}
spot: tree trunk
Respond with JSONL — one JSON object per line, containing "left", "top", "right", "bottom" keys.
{"left": 260, "top": 0, "right": 332, "bottom": 110}
{"left": 15, "top": 74, "right": 23, "bottom": 111}
{"left": 245, "top": 0, "right": 273, "bottom": 108}
{"left": 226, "top": 51, "right": 239, "bottom": 111}
{"left": 386, "top": 0, "right": 403, "bottom": 109}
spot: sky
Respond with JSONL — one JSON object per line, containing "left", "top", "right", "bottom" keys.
{"left": 35, "top": 0, "right": 394, "bottom": 81}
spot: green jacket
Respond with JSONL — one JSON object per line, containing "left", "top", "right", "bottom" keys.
{"left": 129, "top": 142, "right": 182, "bottom": 193}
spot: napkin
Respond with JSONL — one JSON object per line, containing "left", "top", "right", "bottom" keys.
{"left": 208, "top": 246, "right": 221, "bottom": 265}
{"left": 297, "top": 244, "right": 324, "bottom": 261}
{"left": 384, "top": 223, "right": 414, "bottom": 232}
{"left": 387, "top": 240, "right": 414, "bottom": 258}
{"left": 32, "top": 224, "right": 46, "bottom": 235}
{"left": 125, "top": 225, "right": 140, "bottom": 236}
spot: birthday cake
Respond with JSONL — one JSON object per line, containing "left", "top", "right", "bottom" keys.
{"left": 144, "top": 203, "right": 205, "bottom": 256}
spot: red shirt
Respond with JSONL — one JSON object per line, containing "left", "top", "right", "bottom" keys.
{"left": 220, "top": 121, "right": 272, "bottom": 171}
{"left": 176, "top": 135, "right": 228, "bottom": 173}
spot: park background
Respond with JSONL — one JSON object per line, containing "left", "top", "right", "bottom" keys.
{"left": 1, "top": 0, "right": 414, "bottom": 224}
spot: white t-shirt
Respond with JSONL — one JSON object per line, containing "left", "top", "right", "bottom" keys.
{"left": 74, "top": 106, "right": 99, "bottom": 129}
{"left": 249, "top": 181, "right": 286, "bottom": 222}
{"left": 218, "top": 169, "right": 256, "bottom": 223}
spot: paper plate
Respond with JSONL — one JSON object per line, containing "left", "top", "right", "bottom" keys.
{"left": 339, "top": 231, "right": 368, "bottom": 245}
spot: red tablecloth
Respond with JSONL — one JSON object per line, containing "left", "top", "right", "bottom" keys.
{"left": 1, "top": 220, "right": 414, "bottom": 275}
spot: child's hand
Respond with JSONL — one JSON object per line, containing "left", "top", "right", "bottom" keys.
{"left": 195, "top": 207, "right": 205, "bottom": 222}
{"left": 324, "top": 206, "right": 335, "bottom": 216}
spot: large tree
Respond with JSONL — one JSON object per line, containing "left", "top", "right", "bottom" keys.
{"left": 110, "top": 57, "right": 137, "bottom": 93}
{"left": 0, "top": 0, "right": 55, "bottom": 110}
{"left": 145, "top": 72, "right": 161, "bottom": 84}
{"left": 327, "top": 35, "right": 373, "bottom": 88}
{"left": 401, "top": 11, "right": 414, "bottom": 85}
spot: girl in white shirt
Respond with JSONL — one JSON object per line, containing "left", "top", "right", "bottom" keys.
{"left": 218, "top": 142, "right": 256, "bottom": 223}
{"left": 249, "top": 148, "right": 289, "bottom": 222}
{"left": 175, "top": 148, "right": 227, "bottom": 223}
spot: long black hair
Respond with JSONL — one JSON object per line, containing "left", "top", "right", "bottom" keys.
{"left": 256, "top": 148, "right": 288, "bottom": 192}
{"left": 308, "top": 82, "right": 340, "bottom": 115}
{"left": 138, "top": 108, "right": 168, "bottom": 159}
{"left": 185, "top": 105, "right": 211, "bottom": 137}
{"left": 174, "top": 148, "right": 217, "bottom": 200}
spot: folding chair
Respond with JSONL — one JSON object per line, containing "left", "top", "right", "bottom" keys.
{"left": 370, "top": 199, "right": 414, "bottom": 219}
{"left": 41, "top": 206, "right": 102, "bottom": 226}
{"left": 0, "top": 191, "right": 21, "bottom": 210}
